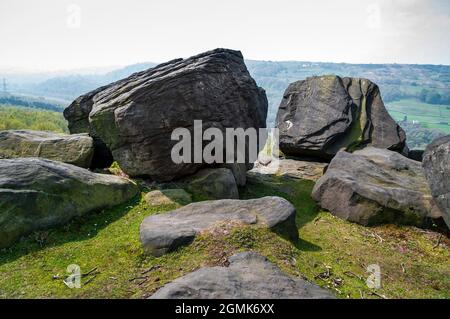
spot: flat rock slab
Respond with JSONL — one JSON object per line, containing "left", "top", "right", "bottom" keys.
{"left": 250, "top": 158, "right": 327, "bottom": 182}
{"left": 149, "top": 251, "right": 334, "bottom": 299}
{"left": 0, "top": 158, "right": 139, "bottom": 248}
{"left": 0, "top": 130, "right": 94, "bottom": 168}
{"left": 145, "top": 189, "right": 192, "bottom": 207}
{"left": 140, "top": 196, "right": 297, "bottom": 256}
{"left": 423, "top": 135, "right": 450, "bottom": 228}
{"left": 276, "top": 76, "right": 406, "bottom": 159}
{"left": 312, "top": 147, "right": 441, "bottom": 227}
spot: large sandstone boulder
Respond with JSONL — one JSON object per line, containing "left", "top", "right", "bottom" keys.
{"left": 64, "top": 49, "right": 268, "bottom": 181}
{"left": 149, "top": 251, "right": 334, "bottom": 299}
{"left": 0, "top": 158, "right": 139, "bottom": 248}
{"left": 423, "top": 135, "right": 450, "bottom": 228}
{"left": 0, "top": 130, "right": 94, "bottom": 168}
{"left": 312, "top": 147, "right": 441, "bottom": 227}
{"left": 140, "top": 196, "right": 297, "bottom": 256}
{"left": 276, "top": 76, "right": 406, "bottom": 159}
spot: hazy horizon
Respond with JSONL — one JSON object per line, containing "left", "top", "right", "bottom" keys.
{"left": 1, "top": 0, "right": 450, "bottom": 71}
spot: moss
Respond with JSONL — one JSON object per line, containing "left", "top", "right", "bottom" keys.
{"left": 0, "top": 175, "right": 449, "bottom": 299}
{"left": 344, "top": 97, "right": 366, "bottom": 152}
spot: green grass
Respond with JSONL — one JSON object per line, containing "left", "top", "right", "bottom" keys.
{"left": 387, "top": 99, "right": 450, "bottom": 134}
{"left": 0, "top": 105, "right": 68, "bottom": 133}
{"left": 0, "top": 175, "right": 449, "bottom": 299}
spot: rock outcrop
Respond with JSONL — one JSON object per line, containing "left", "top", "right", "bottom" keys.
{"left": 140, "top": 196, "right": 297, "bottom": 256}
{"left": 0, "top": 130, "right": 94, "bottom": 168}
{"left": 149, "top": 251, "right": 334, "bottom": 299}
{"left": 0, "top": 158, "right": 139, "bottom": 248}
{"left": 312, "top": 147, "right": 441, "bottom": 227}
{"left": 423, "top": 135, "right": 450, "bottom": 228}
{"left": 276, "top": 76, "right": 406, "bottom": 159}
{"left": 64, "top": 49, "right": 268, "bottom": 181}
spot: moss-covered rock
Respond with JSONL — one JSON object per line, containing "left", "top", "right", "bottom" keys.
{"left": 0, "top": 158, "right": 139, "bottom": 248}
{"left": 0, "top": 130, "right": 94, "bottom": 168}
{"left": 276, "top": 76, "right": 406, "bottom": 159}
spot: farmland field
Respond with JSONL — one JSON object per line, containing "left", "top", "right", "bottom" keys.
{"left": 386, "top": 99, "right": 450, "bottom": 134}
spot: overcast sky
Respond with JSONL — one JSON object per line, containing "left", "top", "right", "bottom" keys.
{"left": 1, "top": 0, "right": 449, "bottom": 71}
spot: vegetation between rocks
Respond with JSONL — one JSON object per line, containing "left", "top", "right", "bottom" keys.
{"left": 1, "top": 173, "right": 448, "bottom": 299}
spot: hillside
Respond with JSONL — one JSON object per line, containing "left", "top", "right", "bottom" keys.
{"left": 3, "top": 60, "right": 449, "bottom": 150}
{"left": 0, "top": 105, "right": 68, "bottom": 133}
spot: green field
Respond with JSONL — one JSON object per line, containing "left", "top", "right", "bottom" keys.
{"left": 386, "top": 99, "right": 450, "bottom": 134}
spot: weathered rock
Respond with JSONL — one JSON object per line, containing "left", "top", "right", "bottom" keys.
{"left": 144, "top": 189, "right": 192, "bottom": 207}
{"left": 182, "top": 168, "right": 239, "bottom": 200}
{"left": 140, "top": 196, "right": 297, "bottom": 256}
{"left": 250, "top": 158, "right": 328, "bottom": 182}
{"left": 0, "top": 130, "right": 94, "bottom": 168}
{"left": 222, "top": 163, "right": 248, "bottom": 187}
{"left": 0, "top": 158, "right": 139, "bottom": 248}
{"left": 64, "top": 48, "right": 268, "bottom": 181}
{"left": 63, "top": 88, "right": 114, "bottom": 169}
{"left": 149, "top": 251, "right": 334, "bottom": 299}
{"left": 312, "top": 147, "right": 441, "bottom": 227}
{"left": 276, "top": 76, "right": 406, "bottom": 159}
{"left": 423, "top": 135, "right": 450, "bottom": 228}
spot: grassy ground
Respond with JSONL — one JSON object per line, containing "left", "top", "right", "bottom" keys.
{"left": 0, "top": 174, "right": 449, "bottom": 299}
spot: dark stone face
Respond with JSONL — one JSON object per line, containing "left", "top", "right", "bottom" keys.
{"left": 276, "top": 75, "right": 406, "bottom": 160}
{"left": 423, "top": 135, "right": 450, "bottom": 228}
{"left": 64, "top": 49, "right": 268, "bottom": 180}
{"left": 312, "top": 147, "right": 441, "bottom": 227}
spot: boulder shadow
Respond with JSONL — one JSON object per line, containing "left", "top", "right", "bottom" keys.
{"left": 0, "top": 196, "right": 141, "bottom": 266}
{"left": 241, "top": 173, "right": 323, "bottom": 251}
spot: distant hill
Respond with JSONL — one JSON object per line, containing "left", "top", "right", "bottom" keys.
{"left": 245, "top": 60, "right": 450, "bottom": 126}
{"left": 0, "top": 93, "right": 65, "bottom": 112}
{"left": 2, "top": 60, "right": 449, "bottom": 149}
{"left": 3, "top": 62, "right": 157, "bottom": 103}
